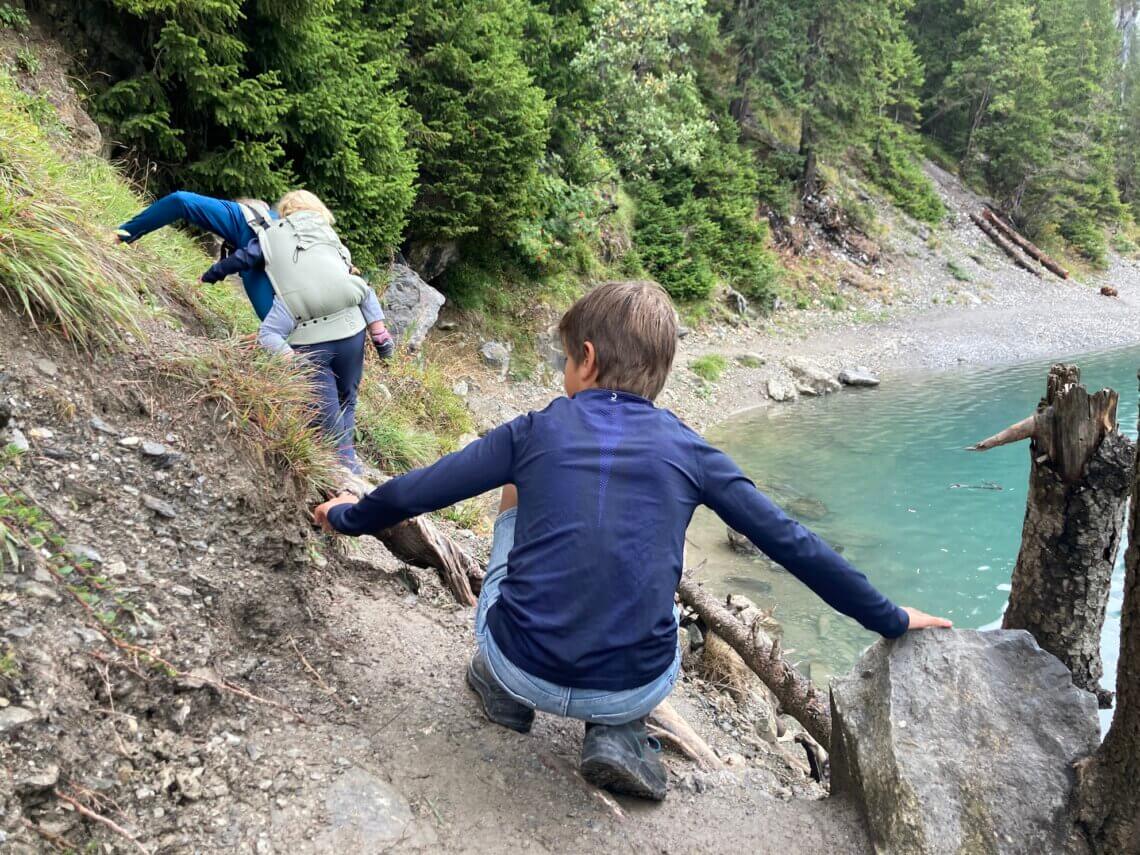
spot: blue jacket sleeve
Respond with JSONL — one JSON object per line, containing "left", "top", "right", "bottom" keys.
{"left": 327, "top": 418, "right": 523, "bottom": 535}
{"left": 696, "top": 439, "right": 909, "bottom": 638}
{"left": 201, "top": 239, "right": 264, "bottom": 283}
{"left": 118, "top": 191, "right": 249, "bottom": 245}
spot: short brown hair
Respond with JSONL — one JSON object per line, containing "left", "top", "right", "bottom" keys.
{"left": 559, "top": 281, "right": 677, "bottom": 400}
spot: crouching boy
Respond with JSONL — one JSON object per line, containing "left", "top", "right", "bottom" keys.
{"left": 314, "top": 281, "right": 950, "bottom": 801}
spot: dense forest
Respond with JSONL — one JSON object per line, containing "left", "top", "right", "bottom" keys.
{"left": 20, "top": 0, "right": 1140, "bottom": 302}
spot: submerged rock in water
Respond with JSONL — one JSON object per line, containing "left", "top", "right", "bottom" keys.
{"left": 830, "top": 629, "right": 1098, "bottom": 855}
{"left": 786, "top": 496, "right": 828, "bottom": 522}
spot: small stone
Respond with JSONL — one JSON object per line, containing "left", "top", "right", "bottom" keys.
{"left": 246, "top": 742, "right": 263, "bottom": 762}
{"left": 677, "top": 326, "right": 691, "bottom": 339}
{"left": 35, "top": 359, "right": 58, "bottom": 378}
{"left": 142, "top": 494, "right": 177, "bottom": 519}
{"left": 67, "top": 544, "right": 103, "bottom": 564}
{"left": 41, "top": 445, "right": 77, "bottom": 461}
{"left": 170, "top": 584, "right": 194, "bottom": 598}
{"left": 7, "top": 429, "right": 29, "bottom": 453}
{"left": 5, "top": 625, "right": 35, "bottom": 638}
{"left": 16, "top": 765, "right": 60, "bottom": 795}
{"left": 736, "top": 353, "right": 765, "bottom": 368}
{"left": 118, "top": 436, "right": 141, "bottom": 448}
{"left": 141, "top": 441, "right": 168, "bottom": 458}
{"left": 436, "top": 320, "right": 458, "bottom": 331}
{"left": 0, "top": 706, "right": 37, "bottom": 734}
{"left": 21, "top": 581, "right": 59, "bottom": 602}
{"left": 451, "top": 380, "right": 469, "bottom": 397}
{"left": 1100, "top": 285, "right": 1119, "bottom": 298}
{"left": 104, "top": 561, "right": 128, "bottom": 578}
{"left": 89, "top": 416, "right": 119, "bottom": 435}
{"left": 27, "top": 427, "right": 53, "bottom": 440}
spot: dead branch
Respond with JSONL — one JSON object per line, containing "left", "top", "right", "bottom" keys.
{"left": 969, "top": 415, "right": 1036, "bottom": 451}
{"left": 54, "top": 789, "right": 150, "bottom": 854}
{"left": 677, "top": 575, "right": 831, "bottom": 746}
{"left": 287, "top": 636, "right": 348, "bottom": 711}
{"left": 970, "top": 212, "right": 1042, "bottom": 277}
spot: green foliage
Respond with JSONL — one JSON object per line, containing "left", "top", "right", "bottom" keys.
{"left": 946, "top": 259, "right": 972, "bottom": 281}
{"left": 690, "top": 354, "right": 728, "bottom": 382}
{"left": 864, "top": 125, "right": 944, "bottom": 223}
{"left": 0, "top": 2, "right": 28, "bottom": 29}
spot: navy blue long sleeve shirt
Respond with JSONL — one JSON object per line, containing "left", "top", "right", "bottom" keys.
{"left": 328, "top": 388, "right": 909, "bottom": 690}
{"left": 117, "top": 191, "right": 277, "bottom": 319}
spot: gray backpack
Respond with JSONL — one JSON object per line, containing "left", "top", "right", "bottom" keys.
{"left": 242, "top": 207, "right": 369, "bottom": 346}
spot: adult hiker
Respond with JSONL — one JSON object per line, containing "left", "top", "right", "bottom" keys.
{"left": 199, "top": 190, "right": 395, "bottom": 475}
{"left": 114, "top": 191, "right": 280, "bottom": 319}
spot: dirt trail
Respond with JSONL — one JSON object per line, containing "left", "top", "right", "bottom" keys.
{"left": 0, "top": 319, "right": 869, "bottom": 853}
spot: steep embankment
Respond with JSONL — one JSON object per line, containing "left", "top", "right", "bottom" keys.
{"left": 0, "top": 34, "right": 871, "bottom": 855}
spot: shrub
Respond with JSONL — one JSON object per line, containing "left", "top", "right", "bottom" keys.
{"left": 690, "top": 354, "right": 728, "bottom": 383}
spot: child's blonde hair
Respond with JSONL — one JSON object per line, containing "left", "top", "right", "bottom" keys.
{"left": 277, "top": 190, "right": 335, "bottom": 225}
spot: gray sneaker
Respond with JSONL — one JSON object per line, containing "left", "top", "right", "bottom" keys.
{"left": 466, "top": 651, "right": 535, "bottom": 734}
{"left": 579, "top": 718, "right": 667, "bottom": 801}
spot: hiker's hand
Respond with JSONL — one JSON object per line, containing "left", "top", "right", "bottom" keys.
{"left": 110, "top": 229, "right": 130, "bottom": 246}
{"left": 371, "top": 327, "right": 396, "bottom": 360}
{"left": 902, "top": 607, "right": 953, "bottom": 631}
{"left": 314, "top": 493, "right": 358, "bottom": 532}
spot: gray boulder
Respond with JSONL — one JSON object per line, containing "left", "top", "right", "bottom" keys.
{"left": 838, "top": 367, "right": 881, "bottom": 387}
{"left": 480, "top": 341, "right": 511, "bottom": 376}
{"left": 831, "top": 630, "right": 1099, "bottom": 855}
{"left": 766, "top": 377, "right": 798, "bottom": 402}
{"left": 785, "top": 358, "right": 842, "bottom": 395}
{"left": 380, "top": 264, "right": 446, "bottom": 350}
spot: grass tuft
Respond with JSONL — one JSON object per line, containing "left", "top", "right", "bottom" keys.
{"left": 690, "top": 354, "right": 728, "bottom": 383}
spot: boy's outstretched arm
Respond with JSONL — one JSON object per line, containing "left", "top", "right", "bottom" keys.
{"left": 117, "top": 191, "right": 249, "bottom": 246}
{"left": 320, "top": 418, "right": 522, "bottom": 536}
{"left": 697, "top": 443, "right": 950, "bottom": 637}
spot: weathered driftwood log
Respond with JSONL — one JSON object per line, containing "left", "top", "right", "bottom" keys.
{"left": 648, "top": 699, "right": 724, "bottom": 770}
{"left": 377, "top": 518, "right": 483, "bottom": 606}
{"left": 969, "top": 212, "right": 1042, "bottom": 277}
{"left": 1075, "top": 371, "right": 1140, "bottom": 851}
{"left": 677, "top": 575, "right": 831, "bottom": 746}
{"left": 982, "top": 207, "right": 1070, "bottom": 279}
{"left": 971, "top": 364, "right": 1133, "bottom": 705}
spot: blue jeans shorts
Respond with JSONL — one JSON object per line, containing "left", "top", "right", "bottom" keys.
{"left": 474, "top": 507, "right": 681, "bottom": 726}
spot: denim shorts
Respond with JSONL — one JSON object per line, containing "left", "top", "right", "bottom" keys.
{"left": 474, "top": 507, "right": 680, "bottom": 725}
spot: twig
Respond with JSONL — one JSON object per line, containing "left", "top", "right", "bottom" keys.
{"left": 287, "top": 636, "right": 348, "bottom": 711}
{"left": 93, "top": 660, "right": 130, "bottom": 756}
{"left": 54, "top": 789, "right": 150, "bottom": 855}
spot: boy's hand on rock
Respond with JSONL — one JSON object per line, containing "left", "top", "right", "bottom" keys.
{"left": 902, "top": 607, "right": 953, "bottom": 631}
{"left": 314, "top": 493, "right": 358, "bottom": 532}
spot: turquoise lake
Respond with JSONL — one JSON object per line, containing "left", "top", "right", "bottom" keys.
{"left": 687, "top": 345, "right": 1140, "bottom": 728}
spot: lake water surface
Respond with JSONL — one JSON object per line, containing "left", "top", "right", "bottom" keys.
{"left": 687, "top": 345, "right": 1140, "bottom": 727}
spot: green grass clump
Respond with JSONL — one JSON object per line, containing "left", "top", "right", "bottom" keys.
{"left": 690, "top": 354, "right": 728, "bottom": 383}
{"left": 946, "top": 259, "right": 973, "bottom": 282}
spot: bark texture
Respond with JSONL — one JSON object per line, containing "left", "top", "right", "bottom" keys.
{"left": 999, "top": 365, "right": 1132, "bottom": 706}
{"left": 677, "top": 575, "right": 830, "bottom": 746}
{"left": 1075, "top": 372, "right": 1140, "bottom": 853}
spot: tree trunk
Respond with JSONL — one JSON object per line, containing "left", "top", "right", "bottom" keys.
{"left": 982, "top": 207, "right": 1070, "bottom": 279}
{"left": 1075, "top": 372, "right": 1140, "bottom": 853}
{"left": 677, "top": 575, "right": 831, "bottom": 746}
{"left": 969, "top": 212, "right": 1042, "bottom": 277}
{"left": 994, "top": 364, "right": 1132, "bottom": 706}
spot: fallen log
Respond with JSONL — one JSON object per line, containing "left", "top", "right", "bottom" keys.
{"left": 340, "top": 470, "right": 484, "bottom": 606}
{"left": 970, "top": 364, "right": 1132, "bottom": 705}
{"left": 982, "top": 207, "right": 1069, "bottom": 279}
{"left": 677, "top": 574, "right": 831, "bottom": 746}
{"left": 969, "top": 212, "right": 1042, "bottom": 277}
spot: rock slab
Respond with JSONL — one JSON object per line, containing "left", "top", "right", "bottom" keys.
{"left": 381, "top": 264, "right": 446, "bottom": 350}
{"left": 785, "top": 357, "right": 842, "bottom": 396}
{"left": 838, "top": 367, "right": 881, "bottom": 387}
{"left": 830, "top": 629, "right": 1099, "bottom": 855}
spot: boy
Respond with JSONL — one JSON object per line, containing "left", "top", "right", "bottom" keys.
{"left": 314, "top": 281, "right": 950, "bottom": 800}
{"left": 202, "top": 190, "right": 394, "bottom": 474}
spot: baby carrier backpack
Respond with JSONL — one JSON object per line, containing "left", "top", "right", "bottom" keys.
{"left": 240, "top": 205, "right": 369, "bottom": 346}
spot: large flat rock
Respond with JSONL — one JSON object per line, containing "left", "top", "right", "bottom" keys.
{"left": 830, "top": 629, "right": 1099, "bottom": 854}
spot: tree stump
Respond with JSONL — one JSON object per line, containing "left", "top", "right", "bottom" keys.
{"left": 972, "top": 364, "right": 1133, "bottom": 706}
{"left": 1075, "top": 370, "right": 1140, "bottom": 853}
